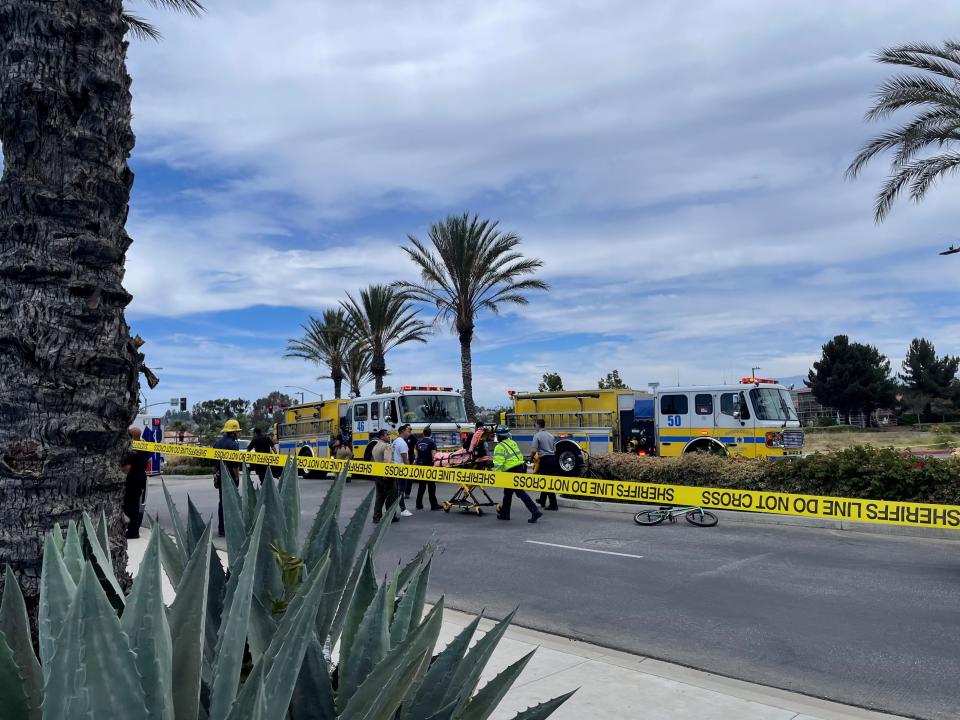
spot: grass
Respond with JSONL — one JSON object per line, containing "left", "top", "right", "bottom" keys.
{"left": 802, "top": 428, "right": 957, "bottom": 452}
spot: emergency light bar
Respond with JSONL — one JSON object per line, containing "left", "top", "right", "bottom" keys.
{"left": 741, "top": 377, "right": 778, "bottom": 385}
{"left": 400, "top": 385, "right": 453, "bottom": 391}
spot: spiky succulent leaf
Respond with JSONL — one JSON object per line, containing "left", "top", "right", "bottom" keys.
{"left": 336, "top": 553, "right": 377, "bottom": 678}
{"left": 390, "top": 558, "right": 430, "bottom": 649}
{"left": 505, "top": 690, "right": 578, "bottom": 720}
{"left": 0, "top": 632, "right": 29, "bottom": 720}
{"left": 95, "top": 510, "right": 112, "bottom": 566}
{"left": 62, "top": 521, "right": 84, "bottom": 585}
{"left": 278, "top": 458, "right": 301, "bottom": 552}
{"left": 340, "top": 600, "right": 445, "bottom": 720}
{"left": 302, "top": 465, "right": 348, "bottom": 555}
{"left": 157, "top": 524, "right": 186, "bottom": 587}
{"left": 43, "top": 565, "right": 149, "bottom": 720}
{"left": 457, "top": 650, "right": 536, "bottom": 720}
{"left": 38, "top": 533, "right": 76, "bottom": 681}
{"left": 396, "top": 543, "right": 434, "bottom": 593}
{"left": 220, "top": 461, "right": 247, "bottom": 566}
{"left": 337, "top": 571, "right": 390, "bottom": 708}
{"left": 242, "top": 469, "right": 259, "bottom": 530}
{"left": 160, "top": 478, "right": 190, "bottom": 563}
{"left": 205, "top": 546, "right": 228, "bottom": 671}
{"left": 121, "top": 528, "right": 174, "bottom": 720}
{"left": 50, "top": 523, "right": 64, "bottom": 554}
{"left": 247, "top": 596, "right": 277, "bottom": 663}
{"left": 289, "top": 638, "right": 336, "bottom": 720}
{"left": 251, "top": 474, "right": 285, "bottom": 605}
{"left": 169, "top": 523, "right": 212, "bottom": 720}
{"left": 446, "top": 609, "right": 519, "bottom": 715}
{"left": 208, "top": 509, "right": 264, "bottom": 720}
{"left": 402, "top": 614, "right": 481, "bottom": 720}
{"left": 186, "top": 497, "right": 207, "bottom": 554}
{"left": 80, "top": 513, "right": 124, "bottom": 612}
{"left": 0, "top": 567, "right": 41, "bottom": 718}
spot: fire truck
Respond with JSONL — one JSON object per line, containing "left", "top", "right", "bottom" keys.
{"left": 505, "top": 377, "right": 804, "bottom": 476}
{"left": 276, "top": 386, "right": 468, "bottom": 472}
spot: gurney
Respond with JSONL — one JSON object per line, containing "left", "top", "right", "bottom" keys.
{"left": 438, "top": 426, "right": 497, "bottom": 515}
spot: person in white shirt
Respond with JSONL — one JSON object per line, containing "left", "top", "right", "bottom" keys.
{"left": 392, "top": 424, "right": 414, "bottom": 517}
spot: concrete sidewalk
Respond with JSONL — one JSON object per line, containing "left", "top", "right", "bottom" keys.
{"left": 126, "top": 536, "right": 905, "bottom": 720}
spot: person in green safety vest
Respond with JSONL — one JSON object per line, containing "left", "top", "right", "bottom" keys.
{"left": 493, "top": 425, "right": 543, "bottom": 523}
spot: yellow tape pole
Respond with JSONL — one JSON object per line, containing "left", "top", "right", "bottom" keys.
{"left": 132, "top": 440, "right": 960, "bottom": 530}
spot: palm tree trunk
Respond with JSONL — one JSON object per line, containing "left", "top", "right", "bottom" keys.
{"left": 330, "top": 364, "right": 344, "bottom": 399}
{"left": 0, "top": 0, "right": 139, "bottom": 614}
{"left": 459, "top": 330, "right": 476, "bottom": 420}
{"left": 372, "top": 351, "right": 386, "bottom": 392}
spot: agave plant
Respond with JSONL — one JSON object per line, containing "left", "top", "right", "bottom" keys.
{"left": 0, "top": 460, "right": 575, "bottom": 719}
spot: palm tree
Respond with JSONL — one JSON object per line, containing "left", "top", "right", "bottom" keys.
{"left": 397, "top": 213, "right": 549, "bottom": 419}
{"left": 340, "top": 285, "right": 431, "bottom": 392}
{"left": 847, "top": 41, "right": 960, "bottom": 222}
{"left": 343, "top": 344, "right": 375, "bottom": 397}
{"left": 0, "top": 0, "right": 202, "bottom": 609}
{"left": 285, "top": 309, "right": 352, "bottom": 398}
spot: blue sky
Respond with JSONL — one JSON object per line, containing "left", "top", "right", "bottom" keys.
{"left": 118, "top": 0, "right": 960, "bottom": 411}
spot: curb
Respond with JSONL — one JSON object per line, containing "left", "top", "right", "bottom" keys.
{"left": 558, "top": 497, "right": 960, "bottom": 541}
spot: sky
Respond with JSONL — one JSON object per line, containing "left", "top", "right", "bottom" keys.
{"left": 114, "top": 0, "right": 960, "bottom": 411}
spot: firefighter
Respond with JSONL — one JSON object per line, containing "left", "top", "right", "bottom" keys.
{"left": 493, "top": 425, "right": 542, "bottom": 523}
{"left": 214, "top": 418, "right": 242, "bottom": 537}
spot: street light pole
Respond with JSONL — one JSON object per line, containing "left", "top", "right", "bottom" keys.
{"left": 284, "top": 385, "right": 323, "bottom": 404}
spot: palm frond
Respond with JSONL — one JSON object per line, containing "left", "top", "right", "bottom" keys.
{"left": 865, "top": 74, "right": 960, "bottom": 121}
{"left": 876, "top": 43, "right": 960, "bottom": 82}
{"left": 122, "top": 13, "right": 162, "bottom": 41}
{"left": 908, "top": 152, "right": 960, "bottom": 202}
{"left": 144, "top": 0, "right": 205, "bottom": 16}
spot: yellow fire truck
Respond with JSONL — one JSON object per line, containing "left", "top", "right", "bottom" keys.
{"left": 277, "top": 386, "right": 468, "bottom": 472}
{"left": 505, "top": 377, "right": 804, "bottom": 475}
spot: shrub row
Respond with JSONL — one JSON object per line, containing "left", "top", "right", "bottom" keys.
{"left": 585, "top": 446, "right": 960, "bottom": 506}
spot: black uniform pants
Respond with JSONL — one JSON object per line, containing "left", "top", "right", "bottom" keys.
{"left": 374, "top": 476, "right": 399, "bottom": 522}
{"left": 537, "top": 454, "right": 559, "bottom": 509}
{"left": 416, "top": 480, "right": 439, "bottom": 509}
{"left": 123, "top": 478, "right": 146, "bottom": 538}
{"left": 499, "top": 465, "right": 539, "bottom": 518}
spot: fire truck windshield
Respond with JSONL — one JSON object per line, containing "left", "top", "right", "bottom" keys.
{"left": 749, "top": 388, "right": 798, "bottom": 422}
{"left": 399, "top": 395, "right": 468, "bottom": 424}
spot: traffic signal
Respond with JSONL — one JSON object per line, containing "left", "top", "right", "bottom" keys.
{"left": 152, "top": 418, "right": 161, "bottom": 427}
{"left": 179, "top": 397, "right": 187, "bottom": 412}
{"left": 267, "top": 403, "right": 274, "bottom": 414}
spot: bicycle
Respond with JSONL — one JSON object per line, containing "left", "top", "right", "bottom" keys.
{"left": 634, "top": 505, "right": 718, "bottom": 527}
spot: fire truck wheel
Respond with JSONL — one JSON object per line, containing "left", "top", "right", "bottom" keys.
{"left": 555, "top": 447, "right": 582, "bottom": 476}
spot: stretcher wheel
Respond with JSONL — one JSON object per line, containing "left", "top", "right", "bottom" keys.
{"left": 495, "top": 503, "right": 502, "bottom": 514}
{"left": 473, "top": 507, "right": 483, "bottom": 516}
{"left": 442, "top": 502, "right": 451, "bottom": 513}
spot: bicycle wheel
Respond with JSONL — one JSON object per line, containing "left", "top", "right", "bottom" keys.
{"left": 685, "top": 508, "right": 718, "bottom": 527}
{"left": 634, "top": 509, "right": 666, "bottom": 526}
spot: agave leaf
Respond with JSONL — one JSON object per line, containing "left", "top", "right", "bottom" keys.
{"left": 311, "top": 524, "right": 343, "bottom": 641}
{"left": 242, "top": 469, "right": 259, "bottom": 531}
{"left": 289, "top": 637, "right": 336, "bottom": 720}
{"left": 186, "top": 497, "right": 208, "bottom": 554}
{"left": 446, "top": 609, "right": 519, "bottom": 715}
{"left": 336, "top": 553, "right": 377, "bottom": 678}
{"left": 43, "top": 565, "right": 149, "bottom": 719}
{"left": 390, "top": 558, "right": 430, "bottom": 649}
{"left": 208, "top": 509, "right": 264, "bottom": 720}
{"left": 205, "top": 547, "right": 228, "bottom": 669}
{"left": 81, "top": 513, "right": 124, "bottom": 612}
{"left": 121, "top": 528, "right": 174, "bottom": 720}
{"left": 95, "top": 509, "right": 112, "bottom": 565}
{"left": 396, "top": 542, "right": 434, "bottom": 593}
{"left": 38, "top": 533, "right": 77, "bottom": 681}
{"left": 247, "top": 596, "right": 277, "bottom": 663}
{"left": 302, "top": 465, "right": 348, "bottom": 555}
{"left": 277, "top": 458, "right": 301, "bottom": 552}
{"left": 401, "top": 613, "right": 481, "bottom": 720}
{"left": 340, "top": 600, "right": 444, "bottom": 720}
{"left": 161, "top": 478, "right": 190, "bottom": 562}
{"left": 457, "top": 650, "right": 537, "bottom": 720}
{"left": 0, "top": 632, "right": 30, "bottom": 720}
{"left": 303, "top": 515, "right": 333, "bottom": 573}
{"left": 425, "top": 705, "right": 459, "bottom": 720}
{"left": 0, "top": 567, "right": 40, "bottom": 720}
{"left": 228, "top": 557, "right": 331, "bottom": 720}
{"left": 251, "top": 475, "right": 285, "bottom": 606}
{"left": 337, "top": 571, "right": 390, "bottom": 709}
{"left": 328, "top": 496, "right": 397, "bottom": 648}
{"left": 50, "top": 523, "right": 64, "bottom": 554}
{"left": 157, "top": 524, "right": 186, "bottom": 587}
{"left": 505, "top": 690, "right": 578, "bottom": 720}
{"left": 220, "top": 461, "right": 247, "bottom": 567}
{"left": 169, "top": 523, "right": 212, "bottom": 720}
{"left": 62, "top": 521, "right": 84, "bottom": 585}
{"left": 338, "top": 487, "right": 373, "bottom": 575}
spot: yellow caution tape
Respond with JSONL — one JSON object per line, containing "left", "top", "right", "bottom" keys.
{"left": 133, "top": 440, "right": 960, "bottom": 530}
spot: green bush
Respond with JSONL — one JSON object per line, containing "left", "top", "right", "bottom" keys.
{"left": 586, "top": 447, "right": 960, "bottom": 505}
{"left": 0, "top": 463, "right": 575, "bottom": 720}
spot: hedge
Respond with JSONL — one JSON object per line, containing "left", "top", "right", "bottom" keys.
{"left": 585, "top": 446, "right": 960, "bottom": 506}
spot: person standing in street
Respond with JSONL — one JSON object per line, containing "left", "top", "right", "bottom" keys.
{"left": 121, "top": 427, "right": 151, "bottom": 539}
{"left": 371, "top": 429, "right": 398, "bottom": 523}
{"left": 246, "top": 427, "right": 277, "bottom": 485}
{"left": 532, "top": 418, "right": 559, "bottom": 511}
{"left": 392, "top": 424, "right": 414, "bottom": 517}
{"left": 493, "top": 425, "right": 542, "bottom": 523}
{"left": 214, "top": 418, "right": 242, "bottom": 537}
{"left": 414, "top": 426, "right": 441, "bottom": 510}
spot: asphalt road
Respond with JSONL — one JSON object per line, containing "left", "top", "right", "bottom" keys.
{"left": 146, "top": 474, "right": 960, "bottom": 720}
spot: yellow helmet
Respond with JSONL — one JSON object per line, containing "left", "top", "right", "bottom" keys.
{"left": 223, "top": 418, "right": 241, "bottom": 433}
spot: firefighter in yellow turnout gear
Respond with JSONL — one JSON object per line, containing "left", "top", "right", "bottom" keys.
{"left": 493, "top": 425, "right": 543, "bottom": 523}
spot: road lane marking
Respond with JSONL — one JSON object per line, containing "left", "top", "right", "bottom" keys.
{"left": 525, "top": 540, "right": 644, "bottom": 560}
